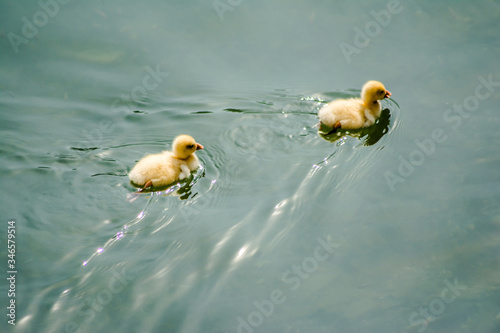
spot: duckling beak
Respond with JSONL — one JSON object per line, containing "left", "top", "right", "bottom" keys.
{"left": 385, "top": 90, "right": 392, "bottom": 99}
{"left": 196, "top": 143, "right": 204, "bottom": 150}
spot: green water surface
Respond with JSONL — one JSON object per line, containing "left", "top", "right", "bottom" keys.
{"left": 1, "top": 1, "right": 499, "bottom": 332}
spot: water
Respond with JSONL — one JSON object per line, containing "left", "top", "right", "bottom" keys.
{"left": 1, "top": 0, "right": 500, "bottom": 332}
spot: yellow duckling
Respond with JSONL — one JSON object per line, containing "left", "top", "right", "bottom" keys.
{"left": 129, "top": 134, "right": 204, "bottom": 190}
{"left": 318, "top": 80, "right": 391, "bottom": 131}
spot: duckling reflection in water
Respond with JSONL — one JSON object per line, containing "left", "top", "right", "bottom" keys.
{"left": 319, "top": 108, "right": 391, "bottom": 146}
{"left": 129, "top": 134, "right": 203, "bottom": 192}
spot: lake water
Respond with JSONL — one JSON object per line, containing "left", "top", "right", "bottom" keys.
{"left": 1, "top": 0, "right": 500, "bottom": 332}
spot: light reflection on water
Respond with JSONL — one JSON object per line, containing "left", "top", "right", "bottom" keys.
{"left": 2, "top": 0, "right": 500, "bottom": 332}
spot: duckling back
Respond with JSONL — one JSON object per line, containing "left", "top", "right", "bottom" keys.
{"left": 318, "top": 98, "right": 367, "bottom": 129}
{"left": 129, "top": 152, "right": 178, "bottom": 187}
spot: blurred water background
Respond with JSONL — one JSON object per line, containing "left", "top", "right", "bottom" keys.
{"left": 1, "top": 0, "right": 500, "bottom": 332}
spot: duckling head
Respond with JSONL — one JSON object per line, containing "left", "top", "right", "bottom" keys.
{"left": 172, "top": 135, "right": 204, "bottom": 160}
{"left": 361, "top": 80, "right": 392, "bottom": 103}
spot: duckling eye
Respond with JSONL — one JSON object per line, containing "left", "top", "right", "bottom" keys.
{"left": 378, "top": 89, "right": 385, "bottom": 95}
{"left": 186, "top": 144, "right": 195, "bottom": 149}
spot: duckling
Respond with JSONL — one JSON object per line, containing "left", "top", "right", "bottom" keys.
{"left": 318, "top": 80, "right": 391, "bottom": 131}
{"left": 129, "top": 135, "right": 204, "bottom": 191}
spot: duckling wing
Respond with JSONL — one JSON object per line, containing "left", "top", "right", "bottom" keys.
{"left": 319, "top": 99, "right": 366, "bottom": 129}
{"left": 129, "top": 152, "right": 177, "bottom": 187}
{"left": 179, "top": 164, "right": 190, "bottom": 180}
{"left": 186, "top": 154, "right": 200, "bottom": 172}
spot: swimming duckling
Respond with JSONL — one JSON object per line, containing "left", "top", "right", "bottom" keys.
{"left": 318, "top": 80, "right": 391, "bottom": 131}
{"left": 129, "top": 135, "right": 203, "bottom": 191}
